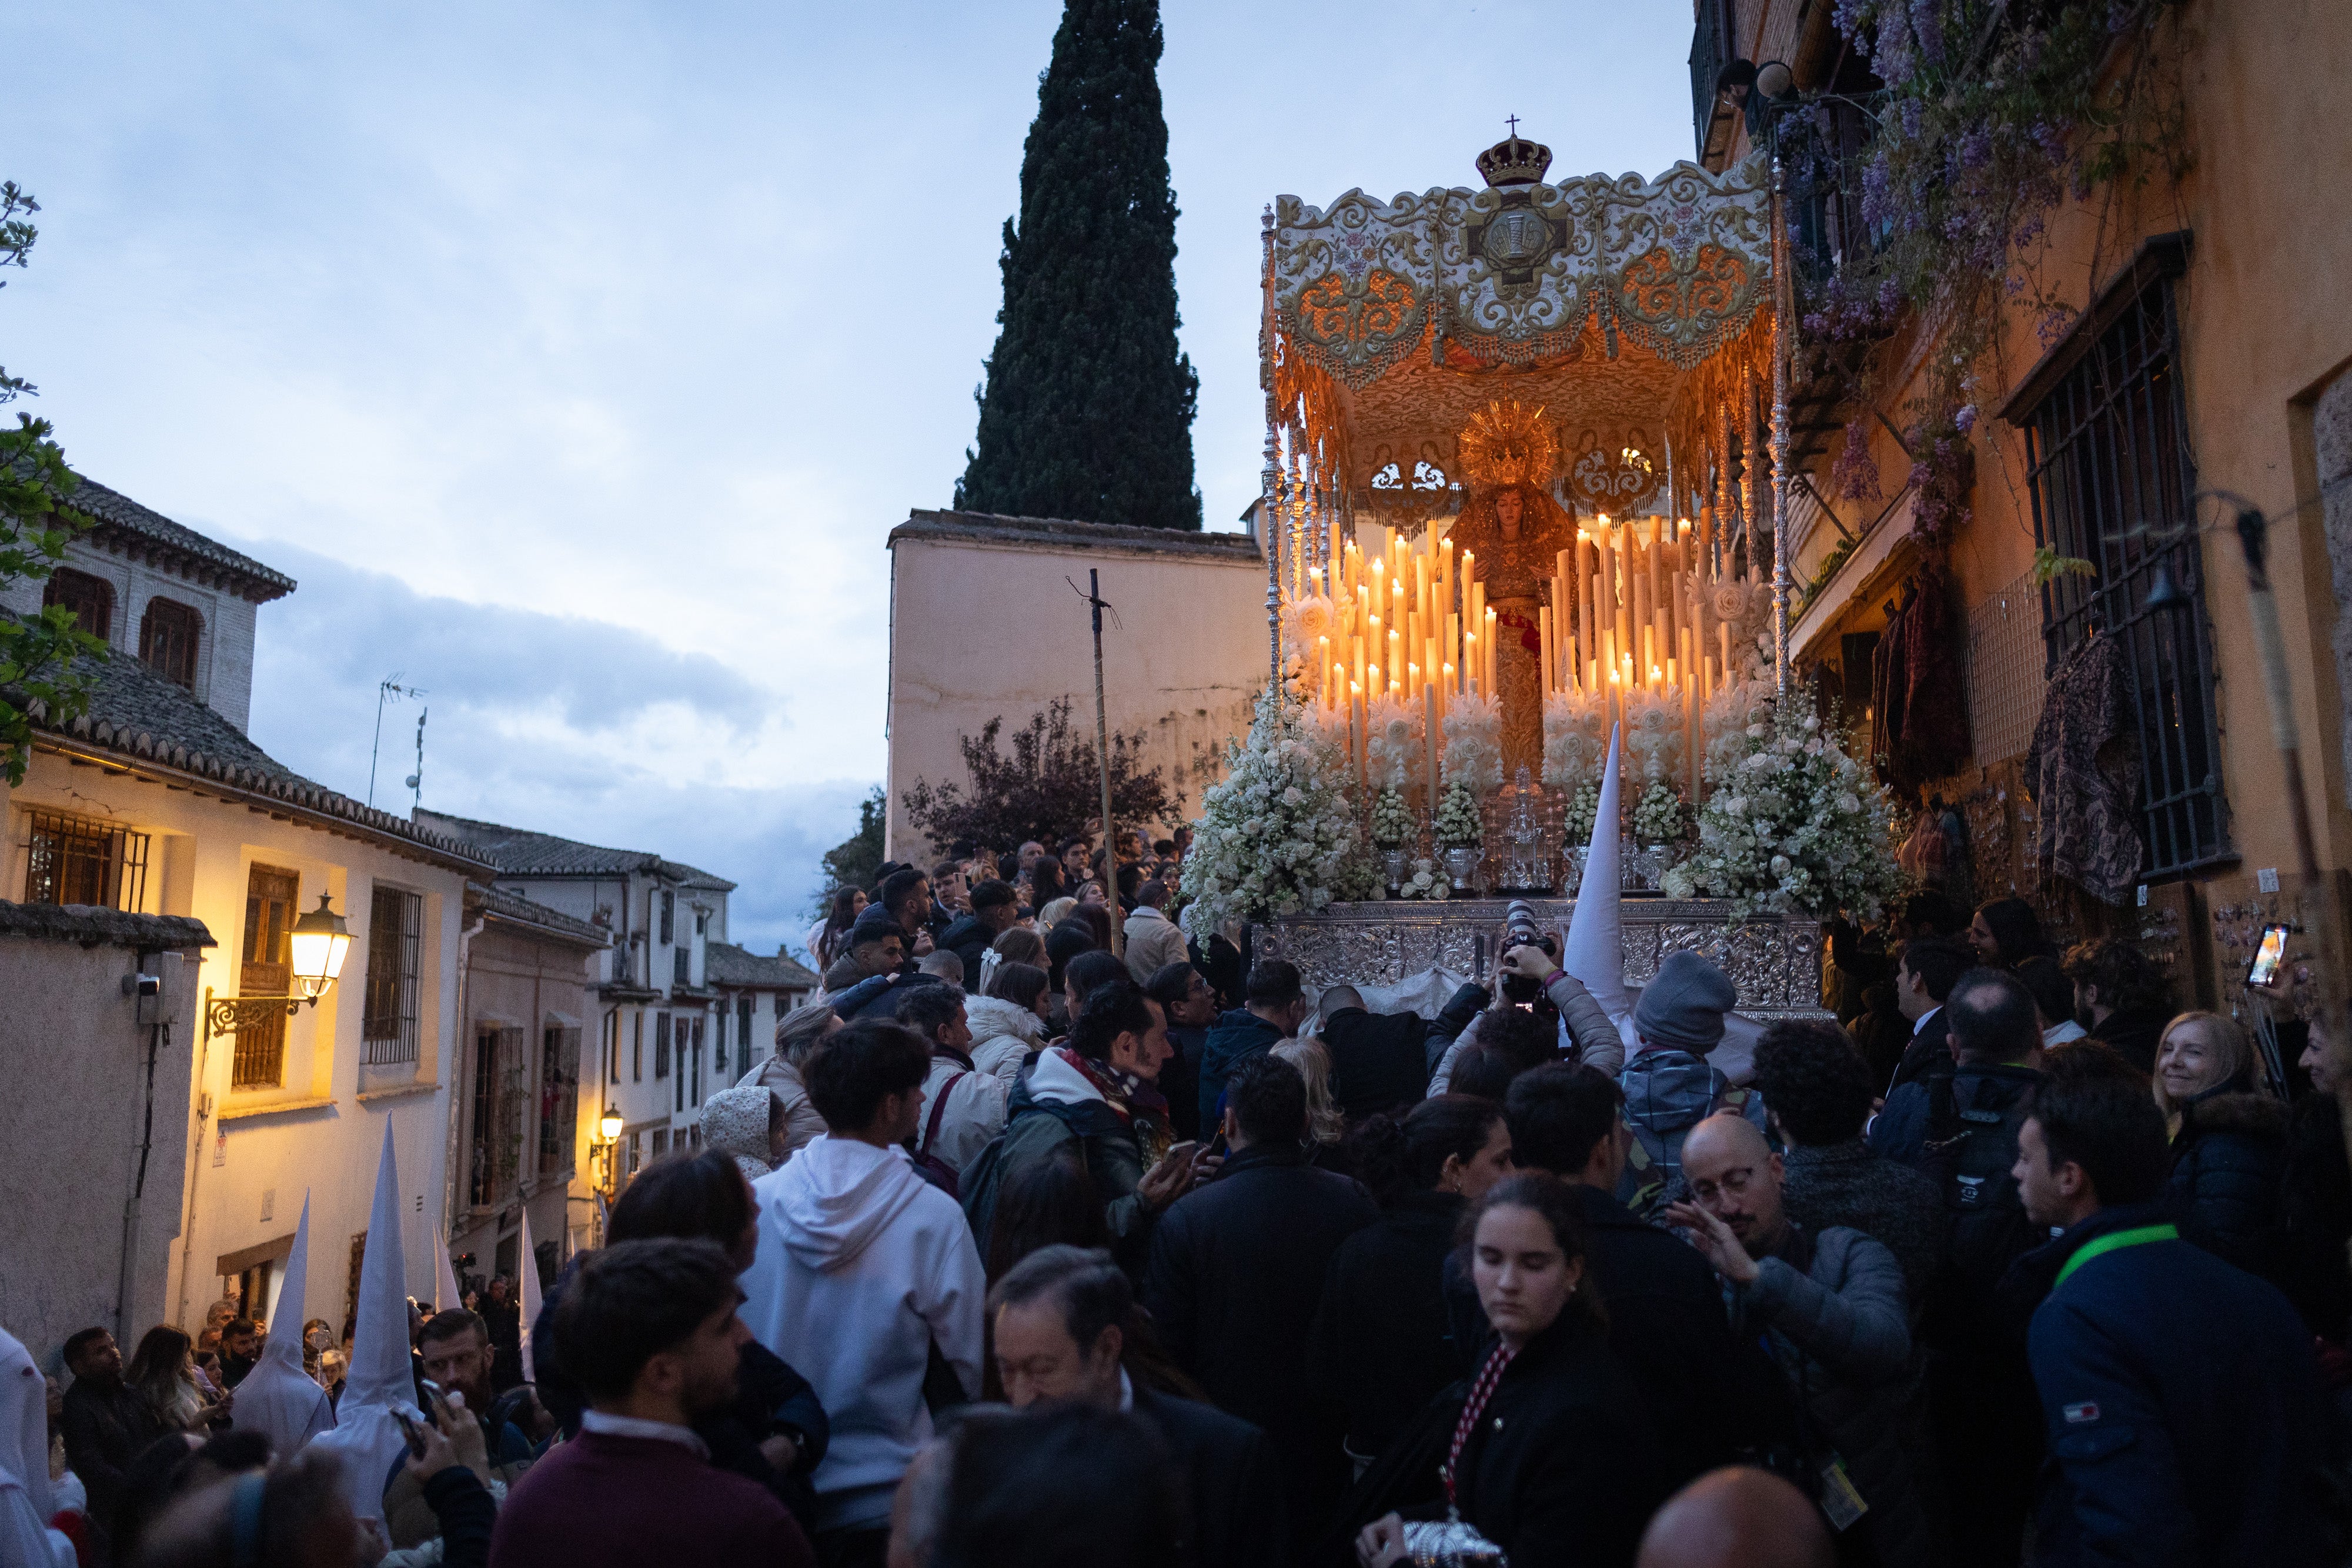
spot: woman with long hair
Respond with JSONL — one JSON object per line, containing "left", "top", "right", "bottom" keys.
{"left": 809, "top": 885, "right": 868, "bottom": 972}
{"left": 125, "top": 1328, "right": 230, "bottom": 1435}
{"left": 1356, "top": 1174, "right": 1662, "bottom": 1568}
{"left": 976, "top": 923, "right": 1045, "bottom": 998}
{"left": 1309, "top": 1097, "right": 1513, "bottom": 1469}
{"left": 970, "top": 959, "right": 1053, "bottom": 1094}
{"left": 2155, "top": 1010, "right": 2289, "bottom": 1280}
{"left": 1272, "top": 1038, "right": 1348, "bottom": 1172}
{"left": 1967, "top": 897, "right": 2058, "bottom": 969}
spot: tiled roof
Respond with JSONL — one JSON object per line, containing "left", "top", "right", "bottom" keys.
{"left": 0, "top": 899, "right": 216, "bottom": 950}
{"left": 416, "top": 813, "right": 736, "bottom": 891}
{"left": 890, "top": 509, "right": 1263, "bottom": 561}
{"left": 23, "top": 646, "right": 492, "bottom": 872}
{"left": 469, "top": 882, "right": 612, "bottom": 947}
{"left": 706, "top": 941, "right": 818, "bottom": 990}
{"left": 64, "top": 478, "right": 298, "bottom": 602}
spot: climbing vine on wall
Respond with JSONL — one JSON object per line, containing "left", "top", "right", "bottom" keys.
{"left": 1801, "top": 1, "right": 2189, "bottom": 537}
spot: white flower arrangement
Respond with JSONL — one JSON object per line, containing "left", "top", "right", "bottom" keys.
{"left": 1622, "top": 684, "right": 1690, "bottom": 790}
{"left": 1282, "top": 594, "right": 1337, "bottom": 662}
{"left": 1365, "top": 696, "right": 1423, "bottom": 790}
{"left": 1369, "top": 785, "right": 1416, "bottom": 850}
{"left": 1703, "top": 676, "right": 1778, "bottom": 785}
{"left": 1181, "top": 686, "right": 1378, "bottom": 926}
{"left": 1632, "top": 779, "right": 1691, "bottom": 847}
{"left": 1394, "top": 857, "right": 1452, "bottom": 900}
{"left": 1441, "top": 694, "right": 1503, "bottom": 795}
{"left": 1541, "top": 687, "right": 1610, "bottom": 793}
{"left": 1434, "top": 780, "right": 1485, "bottom": 848}
{"left": 1666, "top": 698, "right": 1903, "bottom": 922}
{"left": 1562, "top": 778, "right": 1604, "bottom": 845}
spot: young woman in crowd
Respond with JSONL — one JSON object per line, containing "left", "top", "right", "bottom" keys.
{"left": 125, "top": 1328, "right": 232, "bottom": 1435}
{"left": 2155, "top": 1009, "right": 2288, "bottom": 1279}
{"left": 810, "top": 886, "right": 867, "bottom": 972}
{"left": 1356, "top": 1174, "right": 1662, "bottom": 1568}
{"left": 1310, "top": 1096, "right": 1513, "bottom": 1472}
{"left": 1967, "top": 897, "right": 2059, "bottom": 970}
{"left": 969, "top": 959, "right": 1053, "bottom": 1094}
{"left": 975, "top": 923, "right": 1045, "bottom": 995}
{"left": 1272, "top": 1038, "right": 1349, "bottom": 1174}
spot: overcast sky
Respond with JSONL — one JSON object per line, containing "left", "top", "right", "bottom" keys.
{"left": 9, "top": 1, "right": 1694, "bottom": 953}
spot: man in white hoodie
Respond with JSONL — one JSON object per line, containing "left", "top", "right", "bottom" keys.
{"left": 739, "top": 1016, "right": 986, "bottom": 1565}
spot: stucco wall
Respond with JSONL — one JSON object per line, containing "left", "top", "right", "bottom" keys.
{"left": 884, "top": 519, "right": 1271, "bottom": 861}
{"left": 1, "top": 757, "right": 471, "bottom": 1339}
{"left": 0, "top": 935, "right": 202, "bottom": 1365}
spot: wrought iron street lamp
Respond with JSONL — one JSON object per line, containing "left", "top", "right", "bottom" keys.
{"left": 202, "top": 891, "right": 353, "bottom": 1041}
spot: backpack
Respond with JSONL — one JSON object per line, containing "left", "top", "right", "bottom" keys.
{"left": 1918, "top": 1065, "right": 2041, "bottom": 1347}
{"left": 908, "top": 1071, "right": 968, "bottom": 1198}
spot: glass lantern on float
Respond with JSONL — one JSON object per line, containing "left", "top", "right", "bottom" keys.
{"left": 1498, "top": 766, "right": 1552, "bottom": 894}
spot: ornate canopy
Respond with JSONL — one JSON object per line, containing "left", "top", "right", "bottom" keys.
{"left": 1267, "top": 148, "right": 1777, "bottom": 524}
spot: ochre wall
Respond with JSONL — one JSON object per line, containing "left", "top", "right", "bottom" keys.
{"left": 885, "top": 530, "right": 1271, "bottom": 861}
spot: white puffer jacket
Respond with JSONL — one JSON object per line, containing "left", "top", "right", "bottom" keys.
{"left": 963, "top": 994, "right": 1046, "bottom": 1096}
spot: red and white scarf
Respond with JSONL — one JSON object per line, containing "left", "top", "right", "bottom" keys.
{"left": 1444, "top": 1341, "right": 1518, "bottom": 1516}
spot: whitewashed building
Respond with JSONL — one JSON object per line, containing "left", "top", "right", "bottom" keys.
{"left": 2, "top": 483, "right": 490, "bottom": 1360}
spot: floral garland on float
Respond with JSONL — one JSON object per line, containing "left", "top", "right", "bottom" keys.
{"left": 1181, "top": 686, "right": 1377, "bottom": 927}
{"left": 1663, "top": 696, "right": 1904, "bottom": 922}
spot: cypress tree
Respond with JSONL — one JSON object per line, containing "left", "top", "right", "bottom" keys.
{"left": 955, "top": 0, "right": 1201, "bottom": 530}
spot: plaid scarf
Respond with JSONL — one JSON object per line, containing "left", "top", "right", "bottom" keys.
{"left": 1052, "top": 1048, "right": 1173, "bottom": 1165}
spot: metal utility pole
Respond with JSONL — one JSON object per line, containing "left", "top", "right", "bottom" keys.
{"left": 1075, "top": 570, "right": 1122, "bottom": 958}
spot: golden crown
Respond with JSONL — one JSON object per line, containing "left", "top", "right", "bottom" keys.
{"left": 1458, "top": 400, "right": 1559, "bottom": 489}
{"left": 1475, "top": 133, "right": 1552, "bottom": 189}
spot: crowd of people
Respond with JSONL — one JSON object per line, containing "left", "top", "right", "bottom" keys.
{"left": 13, "top": 856, "right": 2352, "bottom": 1567}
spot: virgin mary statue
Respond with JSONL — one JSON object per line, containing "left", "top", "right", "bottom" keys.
{"left": 1449, "top": 399, "right": 1573, "bottom": 778}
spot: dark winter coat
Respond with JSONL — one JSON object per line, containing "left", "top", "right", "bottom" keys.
{"left": 1444, "top": 1315, "right": 1666, "bottom": 1568}
{"left": 1197, "top": 1007, "right": 1286, "bottom": 1132}
{"left": 1142, "top": 1142, "right": 1378, "bottom": 1549}
{"left": 935, "top": 914, "right": 995, "bottom": 982}
{"left": 2089, "top": 1007, "right": 2166, "bottom": 1076}
{"left": 1130, "top": 1384, "right": 1287, "bottom": 1568}
{"left": 1732, "top": 1223, "right": 1927, "bottom": 1568}
{"left": 1319, "top": 1000, "right": 1441, "bottom": 1120}
{"left": 1307, "top": 1190, "right": 1466, "bottom": 1459}
{"left": 59, "top": 1376, "right": 161, "bottom": 1536}
{"left": 827, "top": 970, "right": 944, "bottom": 1024}
{"left": 2280, "top": 1093, "right": 2352, "bottom": 1340}
{"left": 2023, "top": 1201, "right": 2338, "bottom": 1567}
{"left": 2166, "top": 1087, "right": 2289, "bottom": 1281}
{"left": 1442, "top": 1183, "right": 1789, "bottom": 1492}
{"left": 1780, "top": 1137, "right": 1949, "bottom": 1310}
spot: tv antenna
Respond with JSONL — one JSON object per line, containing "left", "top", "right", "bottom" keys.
{"left": 368, "top": 677, "right": 426, "bottom": 808}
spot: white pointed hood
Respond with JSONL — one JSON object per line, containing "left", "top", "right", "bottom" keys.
{"left": 433, "top": 1231, "right": 461, "bottom": 1315}
{"left": 1563, "top": 726, "right": 1632, "bottom": 1040}
{"left": 517, "top": 1208, "right": 543, "bottom": 1383}
{"left": 0, "top": 1326, "right": 52, "bottom": 1527}
{"left": 760, "top": 1136, "right": 928, "bottom": 1273}
{"left": 232, "top": 1194, "right": 335, "bottom": 1456}
{"left": 309, "top": 1123, "right": 418, "bottom": 1528}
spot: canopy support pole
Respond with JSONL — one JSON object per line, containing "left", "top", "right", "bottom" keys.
{"left": 1769, "top": 155, "right": 1793, "bottom": 698}
{"left": 1261, "top": 204, "right": 1282, "bottom": 695}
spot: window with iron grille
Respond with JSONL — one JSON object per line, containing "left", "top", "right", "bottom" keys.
{"left": 737, "top": 996, "right": 754, "bottom": 1075}
{"left": 674, "top": 946, "right": 690, "bottom": 988}
{"left": 654, "top": 1012, "right": 671, "bottom": 1079}
{"left": 138, "top": 598, "right": 202, "bottom": 690}
{"left": 43, "top": 568, "right": 115, "bottom": 643}
{"left": 537, "top": 1025, "right": 580, "bottom": 1176}
{"left": 659, "top": 890, "right": 674, "bottom": 946}
{"left": 362, "top": 886, "right": 422, "bottom": 1064}
{"left": 20, "top": 809, "right": 148, "bottom": 911}
{"left": 2016, "top": 238, "right": 2227, "bottom": 881}
{"left": 632, "top": 1011, "right": 644, "bottom": 1082}
{"left": 467, "top": 1026, "right": 516, "bottom": 1208}
{"left": 603, "top": 1010, "right": 620, "bottom": 1086}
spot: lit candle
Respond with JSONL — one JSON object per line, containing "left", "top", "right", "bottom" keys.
{"left": 1539, "top": 607, "right": 1554, "bottom": 697}
{"left": 1424, "top": 684, "right": 1439, "bottom": 817}
{"left": 1463, "top": 634, "right": 1476, "bottom": 698}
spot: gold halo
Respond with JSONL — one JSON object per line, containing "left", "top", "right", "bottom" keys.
{"left": 1456, "top": 400, "right": 1559, "bottom": 490}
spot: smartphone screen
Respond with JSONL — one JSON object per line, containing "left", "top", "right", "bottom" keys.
{"left": 2247, "top": 924, "right": 2291, "bottom": 988}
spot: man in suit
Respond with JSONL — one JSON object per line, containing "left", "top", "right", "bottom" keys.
{"left": 991, "top": 1245, "right": 1284, "bottom": 1568}
{"left": 1883, "top": 938, "right": 1975, "bottom": 1094}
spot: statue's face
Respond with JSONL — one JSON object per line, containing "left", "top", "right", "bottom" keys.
{"left": 1496, "top": 490, "right": 1522, "bottom": 539}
